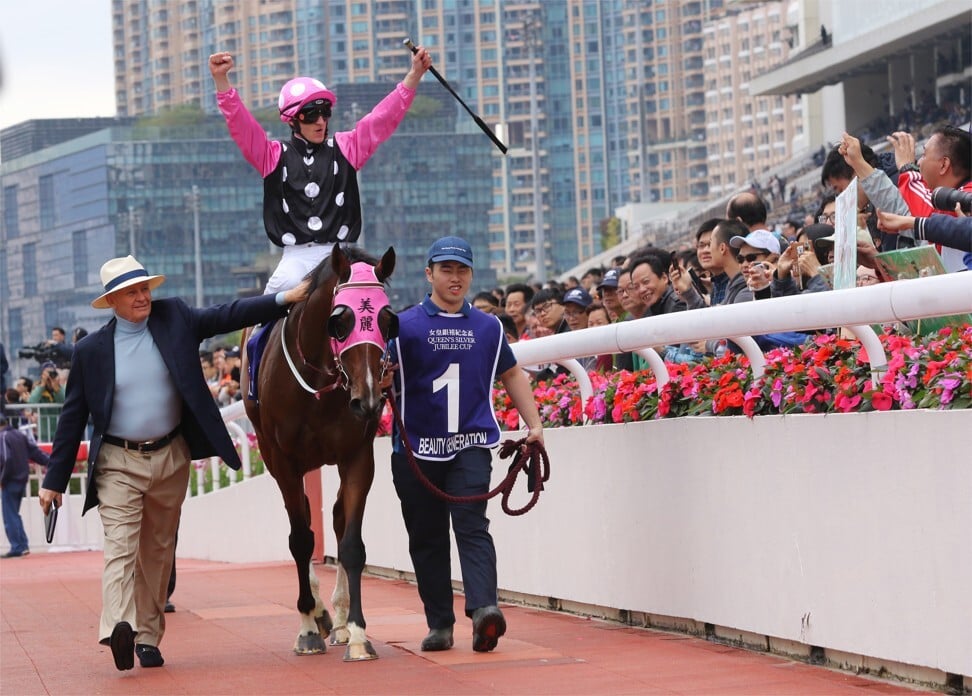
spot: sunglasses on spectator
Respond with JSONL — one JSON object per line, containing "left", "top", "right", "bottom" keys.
{"left": 297, "top": 99, "right": 332, "bottom": 123}
{"left": 818, "top": 213, "right": 836, "bottom": 224}
{"left": 735, "top": 252, "right": 767, "bottom": 264}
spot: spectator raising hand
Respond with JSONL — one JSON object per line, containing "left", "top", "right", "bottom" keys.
{"left": 886, "top": 131, "right": 917, "bottom": 169}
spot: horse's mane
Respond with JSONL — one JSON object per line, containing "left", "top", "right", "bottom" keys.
{"left": 304, "top": 246, "right": 380, "bottom": 295}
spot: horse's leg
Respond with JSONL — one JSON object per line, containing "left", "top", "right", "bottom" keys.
{"left": 336, "top": 454, "right": 378, "bottom": 661}
{"left": 329, "top": 562, "right": 351, "bottom": 645}
{"left": 274, "top": 462, "right": 329, "bottom": 655}
{"left": 329, "top": 476, "right": 351, "bottom": 645}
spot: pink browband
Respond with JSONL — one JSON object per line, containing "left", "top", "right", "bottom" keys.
{"left": 330, "top": 262, "right": 391, "bottom": 357}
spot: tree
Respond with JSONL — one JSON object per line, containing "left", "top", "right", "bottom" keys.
{"left": 600, "top": 217, "right": 621, "bottom": 251}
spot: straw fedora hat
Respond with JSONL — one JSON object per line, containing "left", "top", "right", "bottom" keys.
{"left": 91, "top": 255, "right": 166, "bottom": 309}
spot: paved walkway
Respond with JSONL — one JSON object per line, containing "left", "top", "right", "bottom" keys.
{"left": 1, "top": 551, "right": 930, "bottom": 695}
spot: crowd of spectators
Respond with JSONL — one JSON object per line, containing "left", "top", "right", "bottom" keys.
{"left": 470, "top": 121, "right": 971, "bottom": 379}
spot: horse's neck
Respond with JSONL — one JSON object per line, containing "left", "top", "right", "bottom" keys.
{"left": 289, "top": 287, "right": 334, "bottom": 367}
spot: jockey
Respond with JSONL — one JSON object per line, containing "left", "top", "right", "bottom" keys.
{"left": 209, "top": 47, "right": 432, "bottom": 294}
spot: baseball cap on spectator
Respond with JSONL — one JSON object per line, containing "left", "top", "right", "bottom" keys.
{"left": 728, "top": 229, "right": 781, "bottom": 255}
{"left": 813, "top": 227, "right": 875, "bottom": 249}
{"left": 597, "top": 268, "right": 620, "bottom": 290}
{"left": 427, "top": 236, "right": 474, "bottom": 267}
{"left": 226, "top": 346, "right": 241, "bottom": 359}
{"left": 563, "top": 287, "right": 592, "bottom": 308}
{"left": 40, "top": 361, "right": 58, "bottom": 372}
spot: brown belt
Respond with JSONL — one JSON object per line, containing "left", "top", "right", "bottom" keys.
{"left": 102, "top": 427, "right": 180, "bottom": 454}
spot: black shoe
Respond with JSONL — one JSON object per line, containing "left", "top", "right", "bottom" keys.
{"left": 471, "top": 606, "right": 506, "bottom": 653}
{"left": 1, "top": 549, "right": 29, "bottom": 558}
{"left": 164, "top": 601, "right": 175, "bottom": 613}
{"left": 136, "top": 644, "right": 165, "bottom": 668}
{"left": 109, "top": 621, "right": 135, "bottom": 671}
{"left": 420, "top": 626, "right": 454, "bottom": 651}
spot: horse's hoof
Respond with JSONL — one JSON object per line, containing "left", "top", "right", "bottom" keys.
{"left": 343, "top": 641, "right": 378, "bottom": 661}
{"left": 316, "top": 611, "right": 333, "bottom": 638}
{"left": 330, "top": 626, "right": 350, "bottom": 646}
{"left": 294, "top": 632, "right": 328, "bottom": 655}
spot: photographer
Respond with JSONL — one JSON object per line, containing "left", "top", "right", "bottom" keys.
{"left": 45, "top": 327, "right": 74, "bottom": 368}
{"left": 27, "top": 362, "right": 64, "bottom": 441}
{"left": 889, "top": 125, "right": 972, "bottom": 271}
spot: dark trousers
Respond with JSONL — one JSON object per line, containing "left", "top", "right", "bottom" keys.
{"left": 392, "top": 447, "right": 497, "bottom": 630}
{"left": 1, "top": 484, "right": 29, "bottom": 554}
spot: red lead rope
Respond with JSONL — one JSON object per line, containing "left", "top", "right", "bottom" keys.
{"left": 383, "top": 388, "right": 550, "bottom": 516}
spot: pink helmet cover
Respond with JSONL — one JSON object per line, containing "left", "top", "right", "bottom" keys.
{"left": 278, "top": 77, "right": 338, "bottom": 123}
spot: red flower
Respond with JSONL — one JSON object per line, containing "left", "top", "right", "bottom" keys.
{"left": 870, "top": 391, "right": 893, "bottom": 411}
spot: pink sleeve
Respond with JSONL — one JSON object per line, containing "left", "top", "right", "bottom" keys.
{"left": 334, "top": 83, "right": 416, "bottom": 170}
{"left": 216, "top": 88, "right": 282, "bottom": 178}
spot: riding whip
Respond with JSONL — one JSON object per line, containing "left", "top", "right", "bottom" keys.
{"left": 404, "top": 38, "right": 508, "bottom": 155}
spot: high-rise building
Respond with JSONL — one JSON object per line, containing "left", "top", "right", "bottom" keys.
{"left": 109, "top": 0, "right": 801, "bottom": 279}
{"left": 0, "top": 101, "right": 493, "bottom": 378}
{"left": 703, "top": 2, "right": 803, "bottom": 198}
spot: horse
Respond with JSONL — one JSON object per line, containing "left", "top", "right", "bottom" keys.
{"left": 243, "top": 243, "right": 397, "bottom": 661}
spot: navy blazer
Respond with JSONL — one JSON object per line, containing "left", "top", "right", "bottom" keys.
{"left": 42, "top": 294, "right": 288, "bottom": 514}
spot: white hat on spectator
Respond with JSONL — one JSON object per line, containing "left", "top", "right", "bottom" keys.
{"left": 728, "top": 230, "right": 781, "bottom": 255}
{"left": 91, "top": 255, "right": 166, "bottom": 309}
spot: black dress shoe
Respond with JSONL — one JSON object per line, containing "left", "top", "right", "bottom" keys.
{"left": 109, "top": 621, "right": 135, "bottom": 671}
{"left": 164, "top": 600, "right": 175, "bottom": 613}
{"left": 420, "top": 626, "right": 454, "bottom": 651}
{"left": 471, "top": 606, "right": 506, "bottom": 653}
{"left": 136, "top": 644, "right": 165, "bottom": 668}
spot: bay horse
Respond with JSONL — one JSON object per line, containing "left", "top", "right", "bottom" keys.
{"left": 243, "top": 243, "right": 397, "bottom": 660}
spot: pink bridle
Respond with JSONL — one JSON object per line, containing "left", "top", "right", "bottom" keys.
{"left": 286, "top": 261, "right": 393, "bottom": 399}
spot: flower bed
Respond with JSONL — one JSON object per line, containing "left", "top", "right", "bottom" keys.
{"left": 493, "top": 326, "right": 972, "bottom": 428}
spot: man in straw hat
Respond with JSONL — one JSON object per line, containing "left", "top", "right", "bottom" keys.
{"left": 37, "top": 255, "right": 308, "bottom": 671}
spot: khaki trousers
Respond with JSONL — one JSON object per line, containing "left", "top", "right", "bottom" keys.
{"left": 96, "top": 436, "right": 190, "bottom": 647}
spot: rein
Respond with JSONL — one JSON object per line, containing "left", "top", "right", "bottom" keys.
{"left": 281, "top": 268, "right": 391, "bottom": 400}
{"left": 280, "top": 310, "right": 346, "bottom": 399}
{"left": 384, "top": 387, "right": 550, "bottom": 516}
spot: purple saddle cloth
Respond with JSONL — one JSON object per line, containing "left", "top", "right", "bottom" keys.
{"left": 246, "top": 320, "right": 277, "bottom": 401}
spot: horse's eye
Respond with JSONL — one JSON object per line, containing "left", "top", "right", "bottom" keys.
{"left": 327, "top": 306, "right": 353, "bottom": 342}
{"left": 380, "top": 307, "right": 399, "bottom": 340}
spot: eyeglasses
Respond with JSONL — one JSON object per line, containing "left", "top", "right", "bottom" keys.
{"left": 856, "top": 274, "right": 880, "bottom": 285}
{"left": 533, "top": 302, "right": 559, "bottom": 316}
{"left": 297, "top": 99, "right": 332, "bottom": 123}
{"left": 818, "top": 213, "right": 836, "bottom": 224}
{"left": 735, "top": 252, "right": 767, "bottom": 264}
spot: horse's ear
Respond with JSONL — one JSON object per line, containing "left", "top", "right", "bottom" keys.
{"left": 331, "top": 243, "right": 352, "bottom": 282}
{"left": 375, "top": 246, "right": 396, "bottom": 283}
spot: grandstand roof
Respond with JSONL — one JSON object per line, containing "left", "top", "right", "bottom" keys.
{"left": 750, "top": 4, "right": 971, "bottom": 97}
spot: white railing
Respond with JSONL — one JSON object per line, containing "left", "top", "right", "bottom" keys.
{"left": 513, "top": 273, "right": 972, "bottom": 388}
{"left": 189, "top": 400, "right": 255, "bottom": 496}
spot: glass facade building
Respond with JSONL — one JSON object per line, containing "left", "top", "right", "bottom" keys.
{"left": 1, "top": 99, "right": 493, "bottom": 378}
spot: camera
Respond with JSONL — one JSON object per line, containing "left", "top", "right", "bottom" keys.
{"left": 931, "top": 186, "right": 972, "bottom": 214}
{"left": 18, "top": 342, "right": 60, "bottom": 364}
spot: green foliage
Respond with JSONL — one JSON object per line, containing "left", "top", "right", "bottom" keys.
{"left": 136, "top": 104, "right": 208, "bottom": 127}
{"left": 600, "top": 217, "right": 621, "bottom": 251}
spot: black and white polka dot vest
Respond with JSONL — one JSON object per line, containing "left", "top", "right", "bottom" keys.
{"left": 262, "top": 135, "right": 362, "bottom": 247}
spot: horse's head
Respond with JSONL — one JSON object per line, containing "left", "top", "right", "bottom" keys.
{"left": 327, "top": 244, "right": 397, "bottom": 420}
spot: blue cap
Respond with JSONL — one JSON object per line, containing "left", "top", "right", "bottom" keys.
{"left": 563, "top": 287, "right": 593, "bottom": 308}
{"left": 427, "top": 236, "right": 474, "bottom": 267}
{"left": 598, "top": 268, "right": 620, "bottom": 289}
